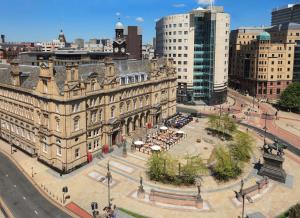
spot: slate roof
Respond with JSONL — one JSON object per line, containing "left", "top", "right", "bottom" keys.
{"left": 0, "top": 59, "right": 154, "bottom": 93}
{"left": 269, "top": 22, "right": 300, "bottom": 31}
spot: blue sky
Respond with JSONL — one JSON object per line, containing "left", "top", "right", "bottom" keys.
{"left": 0, "top": 0, "right": 293, "bottom": 43}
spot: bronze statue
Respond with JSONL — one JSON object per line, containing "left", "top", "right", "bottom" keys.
{"left": 263, "top": 138, "right": 287, "bottom": 157}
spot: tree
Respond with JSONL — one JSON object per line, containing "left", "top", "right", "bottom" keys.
{"left": 279, "top": 82, "right": 300, "bottom": 110}
{"left": 147, "top": 153, "right": 165, "bottom": 181}
{"left": 208, "top": 114, "right": 237, "bottom": 137}
{"left": 289, "top": 203, "right": 300, "bottom": 218}
{"left": 181, "top": 155, "right": 207, "bottom": 184}
{"left": 147, "top": 153, "right": 207, "bottom": 185}
{"left": 229, "top": 131, "right": 254, "bottom": 162}
{"left": 213, "top": 146, "right": 242, "bottom": 181}
{"left": 222, "top": 115, "right": 237, "bottom": 135}
{"left": 208, "top": 115, "right": 219, "bottom": 131}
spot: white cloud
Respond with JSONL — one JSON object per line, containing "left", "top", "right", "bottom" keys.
{"left": 136, "top": 17, "right": 144, "bottom": 22}
{"left": 173, "top": 3, "right": 185, "bottom": 8}
{"left": 196, "top": 0, "right": 214, "bottom": 5}
{"left": 116, "top": 12, "right": 121, "bottom": 16}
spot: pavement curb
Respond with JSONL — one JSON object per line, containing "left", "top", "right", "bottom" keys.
{"left": 0, "top": 197, "right": 14, "bottom": 218}
{"left": 0, "top": 144, "right": 79, "bottom": 218}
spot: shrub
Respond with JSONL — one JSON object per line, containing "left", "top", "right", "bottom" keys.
{"left": 289, "top": 203, "right": 300, "bottom": 218}
{"left": 229, "top": 131, "right": 253, "bottom": 162}
{"left": 147, "top": 153, "right": 207, "bottom": 185}
{"left": 213, "top": 146, "right": 242, "bottom": 181}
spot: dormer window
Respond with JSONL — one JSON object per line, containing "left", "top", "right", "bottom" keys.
{"left": 91, "top": 82, "right": 95, "bottom": 91}
{"left": 42, "top": 80, "right": 48, "bottom": 93}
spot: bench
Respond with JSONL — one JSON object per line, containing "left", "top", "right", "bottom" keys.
{"left": 236, "top": 177, "right": 269, "bottom": 202}
{"left": 149, "top": 189, "right": 203, "bottom": 209}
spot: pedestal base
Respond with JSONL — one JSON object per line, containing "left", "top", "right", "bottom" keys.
{"left": 258, "top": 153, "right": 286, "bottom": 183}
{"left": 258, "top": 165, "right": 286, "bottom": 183}
{"left": 137, "top": 187, "right": 145, "bottom": 199}
{"left": 195, "top": 197, "right": 203, "bottom": 209}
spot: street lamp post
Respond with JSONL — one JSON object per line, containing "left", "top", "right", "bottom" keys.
{"left": 122, "top": 136, "right": 127, "bottom": 157}
{"left": 239, "top": 179, "right": 253, "bottom": 218}
{"left": 9, "top": 123, "right": 14, "bottom": 155}
{"left": 62, "top": 186, "right": 68, "bottom": 204}
{"left": 106, "top": 161, "right": 112, "bottom": 209}
{"left": 240, "top": 179, "right": 245, "bottom": 218}
{"left": 262, "top": 112, "right": 269, "bottom": 145}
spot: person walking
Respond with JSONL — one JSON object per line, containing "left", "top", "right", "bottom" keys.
{"left": 111, "top": 205, "right": 118, "bottom": 218}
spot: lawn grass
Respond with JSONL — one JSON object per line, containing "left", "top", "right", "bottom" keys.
{"left": 119, "top": 208, "right": 149, "bottom": 218}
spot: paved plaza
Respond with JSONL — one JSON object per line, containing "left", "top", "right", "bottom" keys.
{"left": 1, "top": 112, "right": 300, "bottom": 218}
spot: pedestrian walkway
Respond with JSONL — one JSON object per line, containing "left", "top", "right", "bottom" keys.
{"left": 66, "top": 202, "right": 92, "bottom": 218}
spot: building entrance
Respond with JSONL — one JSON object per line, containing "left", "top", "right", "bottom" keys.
{"left": 112, "top": 131, "right": 119, "bottom": 145}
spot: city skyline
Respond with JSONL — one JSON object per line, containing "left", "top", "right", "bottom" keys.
{"left": 0, "top": 0, "right": 293, "bottom": 43}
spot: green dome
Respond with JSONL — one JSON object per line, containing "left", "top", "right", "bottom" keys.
{"left": 258, "top": 31, "right": 271, "bottom": 41}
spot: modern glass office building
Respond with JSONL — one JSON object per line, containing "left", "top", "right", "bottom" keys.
{"left": 155, "top": 6, "right": 230, "bottom": 105}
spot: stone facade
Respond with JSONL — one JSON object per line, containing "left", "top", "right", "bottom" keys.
{"left": 0, "top": 57, "right": 177, "bottom": 173}
{"left": 229, "top": 26, "right": 296, "bottom": 102}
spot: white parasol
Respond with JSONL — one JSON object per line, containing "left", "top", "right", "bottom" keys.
{"left": 176, "top": 130, "right": 185, "bottom": 134}
{"left": 151, "top": 145, "right": 161, "bottom": 151}
{"left": 134, "top": 140, "right": 144, "bottom": 146}
{"left": 160, "top": 126, "right": 168, "bottom": 131}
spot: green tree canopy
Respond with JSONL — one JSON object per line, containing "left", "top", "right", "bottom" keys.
{"left": 229, "top": 131, "right": 254, "bottom": 162}
{"left": 279, "top": 82, "right": 300, "bottom": 109}
{"left": 213, "top": 146, "right": 242, "bottom": 181}
{"left": 208, "top": 114, "right": 237, "bottom": 136}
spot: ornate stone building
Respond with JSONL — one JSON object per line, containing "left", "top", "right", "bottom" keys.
{"left": 229, "top": 27, "right": 296, "bottom": 101}
{"left": 0, "top": 58, "right": 177, "bottom": 173}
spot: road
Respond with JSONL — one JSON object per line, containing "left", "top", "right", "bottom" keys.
{"left": 0, "top": 152, "right": 71, "bottom": 218}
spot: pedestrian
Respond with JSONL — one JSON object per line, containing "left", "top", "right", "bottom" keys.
{"left": 111, "top": 205, "right": 118, "bottom": 218}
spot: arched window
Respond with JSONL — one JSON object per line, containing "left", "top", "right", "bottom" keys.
{"left": 120, "top": 102, "right": 124, "bottom": 114}
{"left": 99, "top": 109, "right": 103, "bottom": 121}
{"left": 55, "top": 117, "right": 60, "bottom": 131}
{"left": 73, "top": 116, "right": 80, "bottom": 131}
{"left": 126, "top": 100, "right": 131, "bottom": 111}
{"left": 139, "top": 97, "right": 143, "bottom": 108}
{"left": 111, "top": 106, "right": 115, "bottom": 118}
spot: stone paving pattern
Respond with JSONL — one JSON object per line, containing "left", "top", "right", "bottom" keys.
{"left": 1, "top": 90, "right": 300, "bottom": 218}
{"left": 0, "top": 117, "right": 300, "bottom": 218}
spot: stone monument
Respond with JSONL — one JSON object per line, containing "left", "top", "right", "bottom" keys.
{"left": 195, "top": 178, "right": 203, "bottom": 209}
{"left": 258, "top": 139, "right": 287, "bottom": 183}
{"left": 137, "top": 176, "right": 145, "bottom": 199}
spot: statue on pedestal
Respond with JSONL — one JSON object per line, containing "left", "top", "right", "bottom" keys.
{"left": 258, "top": 138, "right": 287, "bottom": 183}
{"left": 137, "top": 176, "right": 145, "bottom": 199}
{"left": 195, "top": 177, "right": 203, "bottom": 209}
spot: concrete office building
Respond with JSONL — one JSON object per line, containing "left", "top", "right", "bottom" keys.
{"left": 272, "top": 4, "right": 300, "bottom": 26}
{"left": 0, "top": 57, "right": 176, "bottom": 173}
{"left": 156, "top": 6, "right": 230, "bottom": 105}
{"left": 229, "top": 27, "right": 295, "bottom": 101}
